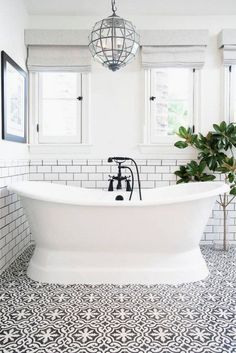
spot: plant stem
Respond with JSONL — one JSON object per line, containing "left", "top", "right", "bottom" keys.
{"left": 223, "top": 193, "right": 227, "bottom": 251}
{"left": 219, "top": 194, "right": 223, "bottom": 205}
{"left": 226, "top": 195, "right": 236, "bottom": 207}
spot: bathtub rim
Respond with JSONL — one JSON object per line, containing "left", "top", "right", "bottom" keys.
{"left": 8, "top": 181, "right": 229, "bottom": 207}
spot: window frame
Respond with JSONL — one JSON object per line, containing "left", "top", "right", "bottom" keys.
{"left": 143, "top": 67, "right": 200, "bottom": 146}
{"left": 224, "top": 65, "right": 236, "bottom": 123}
{"left": 29, "top": 70, "right": 91, "bottom": 147}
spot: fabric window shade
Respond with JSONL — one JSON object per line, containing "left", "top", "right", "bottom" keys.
{"left": 141, "top": 46, "right": 206, "bottom": 69}
{"left": 218, "top": 30, "right": 236, "bottom": 66}
{"left": 140, "top": 30, "right": 208, "bottom": 69}
{"left": 25, "top": 30, "right": 91, "bottom": 72}
{"left": 221, "top": 46, "right": 236, "bottom": 66}
{"left": 27, "top": 45, "right": 91, "bottom": 72}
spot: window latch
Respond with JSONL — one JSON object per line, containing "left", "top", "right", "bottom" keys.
{"left": 36, "top": 124, "right": 39, "bottom": 132}
{"left": 77, "top": 96, "right": 83, "bottom": 101}
{"left": 150, "top": 96, "right": 156, "bottom": 101}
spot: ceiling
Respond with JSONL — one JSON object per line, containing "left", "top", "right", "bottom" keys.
{"left": 24, "top": 0, "right": 236, "bottom": 16}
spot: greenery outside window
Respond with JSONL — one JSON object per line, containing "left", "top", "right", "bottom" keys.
{"left": 143, "top": 67, "right": 200, "bottom": 146}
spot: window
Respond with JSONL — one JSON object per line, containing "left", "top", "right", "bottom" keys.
{"left": 30, "top": 71, "right": 90, "bottom": 145}
{"left": 144, "top": 67, "right": 199, "bottom": 144}
{"left": 227, "top": 66, "right": 236, "bottom": 122}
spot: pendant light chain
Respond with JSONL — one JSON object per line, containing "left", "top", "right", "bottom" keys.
{"left": 111, "top": 0, "right": 117, "bottom": 15}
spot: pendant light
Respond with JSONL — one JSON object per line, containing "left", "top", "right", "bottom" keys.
{"left": 88, "top": 0, "right": 140, "bottom": 72}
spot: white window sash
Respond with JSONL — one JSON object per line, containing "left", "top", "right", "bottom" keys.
{"left": 227, "top": 65, "right": 236, "bottom": 123}
{"left": 81, "top": 73, "right": 91, "bottom": 144}
{"left": 29, "top": 71, "right": 91, "bottom": 146}
{"left": 38, "top": 72, "right": 82, "bottom": 144}
{"left": 143, "top": 68, "right": 198, "bottom": 145}
{"left": 223, "top": 66, "right": 231, "bottom": 123}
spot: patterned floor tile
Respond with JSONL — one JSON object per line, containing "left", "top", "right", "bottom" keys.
{"left": 0, "top": 246, "right": 236, "bottom": 353}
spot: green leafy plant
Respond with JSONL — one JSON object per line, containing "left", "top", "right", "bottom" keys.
{"left": 174, "top": 122, "right": 236, "bottom": 250}
{"left": 175, "top": 161, "right": 216, "bottom": 183}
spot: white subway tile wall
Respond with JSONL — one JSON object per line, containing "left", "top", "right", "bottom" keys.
{"left": 29, "top": 159, "right": 236, "bottom": 245}
{"left": 1, "top": 157, "right": 234, "bottom": 274}
{"left": 0, "top": 160, "right": 31, "bottom": 273}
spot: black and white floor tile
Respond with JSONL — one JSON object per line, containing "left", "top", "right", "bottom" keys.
{"left": 0, "top": 246, "right": 236, "bottom": 353}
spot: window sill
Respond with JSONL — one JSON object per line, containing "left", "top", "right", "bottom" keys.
{"left": 138, "top": 144, "right": 197, "bottom": 159}
{"left": 29, "top": 144, "right": 92, "bottom": 155}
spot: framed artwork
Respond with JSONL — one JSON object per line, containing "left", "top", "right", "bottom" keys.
{"left": 1, "top": 51, "right": 27, "bottom": 143}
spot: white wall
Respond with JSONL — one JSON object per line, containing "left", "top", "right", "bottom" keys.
{"left": 0, "top": 0, "right": 29, "bottom": 159}
{"left": 27, "top": 15, "right": 236, "bottom": 159}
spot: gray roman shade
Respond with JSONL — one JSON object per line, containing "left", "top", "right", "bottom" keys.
{"left": 25, "top": 30, "right": 91, "bottom": 72}
{"left": 218, "top": 29, "right": 236, "bottom": 65}
{"left": 140, "top": 30, "right": 209, "bottom": 69}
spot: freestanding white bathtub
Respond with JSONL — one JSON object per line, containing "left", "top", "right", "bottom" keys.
{"left": 8, "top": 181, "right": 228, "bottom": 285}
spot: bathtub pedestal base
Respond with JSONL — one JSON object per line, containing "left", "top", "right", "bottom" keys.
{"left": 27, "top": 246, "right": 209, "bottom": 285}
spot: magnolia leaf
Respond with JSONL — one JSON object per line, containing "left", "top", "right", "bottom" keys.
{"left": 228, "top": 173, "right": 235, "bottom": 183}
{"left": 174, "top": 122, "right": 236, "bottom": 188}
{"left": 174, "top": 141, "right": 188, "bottom": 149}
{"left": 213, "top": 124, "right": 221, "bottom": 133}
{"left": 176, "top": 179, "right": 186, "bottom": 184}
{"left": 220, "top": 121, "right": 227, "bottom": 131}
{"left": 178, "top": 126, "right": 188, "bottom": 138}
{"left": 199, "top": 161, "right": 207, "bottom": 174}
{"left": 230, "top": 187, "right": 236, "bottom": 195}
{"left": 201, "top": 174, "right": 216, "bottom": 181}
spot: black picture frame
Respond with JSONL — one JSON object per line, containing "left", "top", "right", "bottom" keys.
{"left": 1, "top": 51, "right": 27, "bottom": 143}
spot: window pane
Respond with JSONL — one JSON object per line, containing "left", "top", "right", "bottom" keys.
{"left": 41, "top": 72, "right": 78, "bottom": 99}
{"left": 152, "top": 68, "right": 193, "bottom": 136}
{"left": 231, "top": 67, "right": 236, "bottom": 121}
{"left": 42, "top": 100, "right": 78, "bottom": 136}
{"left": 39, "top": 72, "right": 81, "bottom": 142}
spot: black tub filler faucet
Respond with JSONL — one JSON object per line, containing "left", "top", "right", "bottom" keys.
{"left": 107, "top": 157, "right": 142, "bottom": 201}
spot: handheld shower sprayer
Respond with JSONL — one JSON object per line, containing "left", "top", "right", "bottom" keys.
{"left": 107, "top": 157, "right": 129, "bottom": 163}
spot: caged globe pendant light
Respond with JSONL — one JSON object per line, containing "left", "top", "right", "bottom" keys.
{"left": 88, "top": 0, "right": 140, "bottom": 72}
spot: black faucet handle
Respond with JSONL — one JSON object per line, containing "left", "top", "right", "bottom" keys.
{"left": 126, "top": 178, "right": 132, "bottom": 192}
{"left": 108, "top": 178, "right": 114, "bottom": 192}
